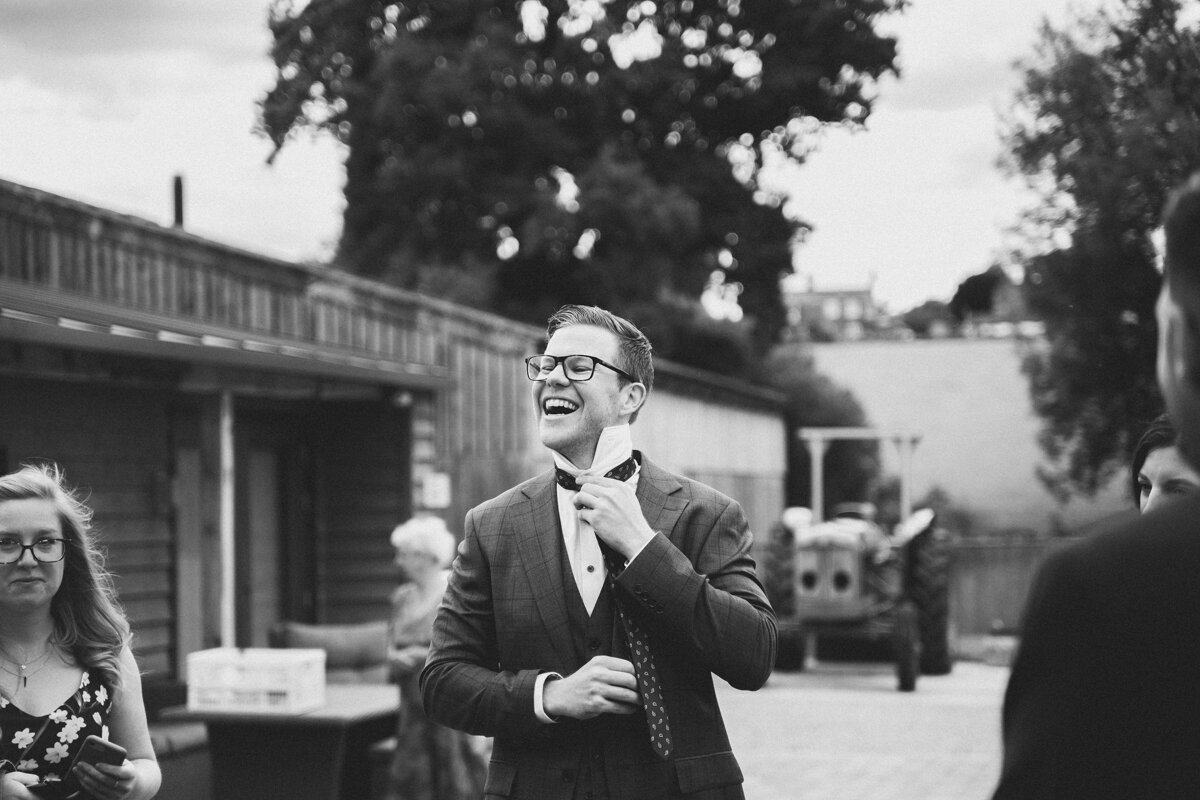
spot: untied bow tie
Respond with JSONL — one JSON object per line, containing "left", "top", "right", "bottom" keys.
{"left": 554, "top": 453, "right": 673, "bottom": 759}
{"left": 554, "top": 454, "right": 638, "bottom": 492}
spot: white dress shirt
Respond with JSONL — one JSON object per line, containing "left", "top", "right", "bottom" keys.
{"left": 535, "top": 424, "right": 647, "bottom": 723}
{"left": 552, "top": 424, "right": 641, "bottom": 614}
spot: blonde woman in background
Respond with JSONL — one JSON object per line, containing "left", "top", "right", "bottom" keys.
{"left": 384, "top": 516, "right": 486, "bottom": 800}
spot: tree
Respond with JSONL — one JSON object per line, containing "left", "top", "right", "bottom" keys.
{"left": 756, "top": 343, "right": 880, "bottom": 511}
{"left": 949, "top": 264, "right": 1005, "bottom": 321}
{"left": 1002, "top": 0, "right": 1200, "bottom": 497}
{"left": 259, "top": 0, "right": 905, "bottom": 354}
{"left": 900, "top": 299, "right": 955, "bottom": 338}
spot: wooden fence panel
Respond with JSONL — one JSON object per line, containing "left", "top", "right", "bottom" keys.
{"left": 947, "top": 536, "right": 1082, "bottom": 636}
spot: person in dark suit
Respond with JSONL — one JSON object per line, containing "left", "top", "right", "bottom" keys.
{"left": 992, "top": 172, "right": 1200, "bottom": 799}
{"left": 421, "top": 304, "right": 777, "bottom": 800}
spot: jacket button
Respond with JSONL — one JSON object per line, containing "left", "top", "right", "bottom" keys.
{"left": 562, "top": 769, "right": 575, "bottom": 782}
{"left": 587, "top": 638, "right": 601, "bottom": 651}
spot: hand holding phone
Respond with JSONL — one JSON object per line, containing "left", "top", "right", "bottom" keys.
{"left": 28, "top": 735, "right": 128, "bottom": 798}
{"left": 69, "top": 735, "right": 128, "bottom": 772}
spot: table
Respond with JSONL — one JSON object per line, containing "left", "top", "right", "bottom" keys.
{"left": 163, "top": 684, "right": 399, "bottom": 800}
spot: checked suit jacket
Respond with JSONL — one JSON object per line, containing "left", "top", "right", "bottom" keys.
{"left": 421, "top": 454, "right": 778, "bottom": 800}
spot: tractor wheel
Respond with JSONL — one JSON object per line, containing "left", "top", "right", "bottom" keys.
{"left": 910, "top": 531, "right": 953, "bottom": 675}
{"left": 893, "top": 601, "right": 919, "bottom": 692}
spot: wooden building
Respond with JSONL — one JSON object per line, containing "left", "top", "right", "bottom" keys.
{"left": 0, "top": 178, "right": 785, "bottom": 681}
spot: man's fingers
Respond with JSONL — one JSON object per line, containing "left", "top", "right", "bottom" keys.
{"left": 606, "top": 699, "right": 641, "bottom": 715}
{"left": 575, "top": 475, "right": 621, "bottom": 488}
{"left": 587, "top": 655, "right": 635, "bottom": 674}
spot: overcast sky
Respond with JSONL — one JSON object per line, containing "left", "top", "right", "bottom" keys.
{"left": 1, "top": 0, "right": 1091, "bottom": 312}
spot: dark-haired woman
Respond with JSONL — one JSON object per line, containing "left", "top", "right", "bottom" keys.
{"left": 1130, "top": 413, "right": 1200, "bottom": 513}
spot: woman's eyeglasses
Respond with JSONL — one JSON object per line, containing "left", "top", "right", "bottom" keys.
{"left": 0, "top": 537, "right": 66, "bottom": 564}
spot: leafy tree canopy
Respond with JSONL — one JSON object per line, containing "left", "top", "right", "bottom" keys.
{"left": 1002, "top": 0, "right": 1200, "bottom": 498}
{"left": 756, "top": 343, "right": 880, "bottom": 510}
{"left": 949, "top": 264, "right": 1006, "bottom": 321}
{"left": 259, "top": 0, "right": 905, "bottom": 356}
{"left": 900, "top": 299, "right": 955, "bottom": 338}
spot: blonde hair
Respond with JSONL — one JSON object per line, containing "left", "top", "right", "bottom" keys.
{"left": 389, "top": 516, "right": 456, "bottom": 567}
{"left": 0, "top": 464, "right": 131, "bottom": 690}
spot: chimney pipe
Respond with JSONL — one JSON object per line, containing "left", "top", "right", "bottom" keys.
{"left": 173, "top": 174, "right": 185, "bottom": 228}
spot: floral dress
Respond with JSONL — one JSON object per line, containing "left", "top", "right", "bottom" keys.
{"left": 0, "top": 668, "right": 113, "bottom": 786}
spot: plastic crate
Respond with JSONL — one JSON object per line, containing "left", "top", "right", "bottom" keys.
{"left": 186, "top": 648, "right": 326, "bottom": 714}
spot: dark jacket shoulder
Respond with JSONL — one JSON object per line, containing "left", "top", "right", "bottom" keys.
{"left": 1043, "top": 494, "right": 1200, "bottom": 593}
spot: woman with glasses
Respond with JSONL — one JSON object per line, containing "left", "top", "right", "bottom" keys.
{"left": 0, "top": 465, "right": 160, "bottom": 800}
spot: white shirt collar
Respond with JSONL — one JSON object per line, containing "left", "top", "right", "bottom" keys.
{"left": 551, "top": 424, "right": 633, "bottom": 478}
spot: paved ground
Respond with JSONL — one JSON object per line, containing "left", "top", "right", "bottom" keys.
{"left": 715, "top": 660, "right": 1010, "bottom": 800}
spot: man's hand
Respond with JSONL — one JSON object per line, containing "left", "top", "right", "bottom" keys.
{"left": 575, "top": 475, "right": 655, "bottom": 559}
{"left": 542, "top": 656, "right": 641, "bottom": 720}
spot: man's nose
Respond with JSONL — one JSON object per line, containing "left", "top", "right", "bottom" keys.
{"left": 17, "top": 546, "right": 38, "bottom": 567}
{"left": 545, "top": 362, "right": 571, "bottom": 385}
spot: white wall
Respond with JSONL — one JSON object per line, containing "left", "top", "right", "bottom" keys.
{"left": 636, "top": 390, "right": 787, "bottom": 541}
{"left": 811, "top": 339, "right": 1128, "bottom": 533}
{"left": 636, "top": 393, "right": 786, "bottom": 476}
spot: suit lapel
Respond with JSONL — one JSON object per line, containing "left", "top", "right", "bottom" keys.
{"left": 635, "top": 454, "right": 687, "bottom": 537}
{"left": 514, "top": 458, "right": 686, "bottom": 669}
{"left": 517, "top": 472, "right": 576, "bottom": 668}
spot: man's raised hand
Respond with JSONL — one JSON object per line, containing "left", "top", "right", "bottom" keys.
{"left": 574, "top": 475, "right": 655, "bottom": 559}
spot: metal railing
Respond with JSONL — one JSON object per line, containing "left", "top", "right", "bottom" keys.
{"left": 0, "top": 179, "right": 448, "bottom": 375}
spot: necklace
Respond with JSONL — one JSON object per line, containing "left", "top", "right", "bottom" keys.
{"left": 0, "top": 640, "right": 56, "bottom": 688}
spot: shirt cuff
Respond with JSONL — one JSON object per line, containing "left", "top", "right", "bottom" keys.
{"left": 624, "top": 530, "right": 657, "bottom": 566}
{"left": 534, "top": 671, "right": 563, "bottom": 724}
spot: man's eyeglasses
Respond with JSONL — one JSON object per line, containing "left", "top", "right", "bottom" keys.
{"left": 0, "top": 537, "right": 67, "bottom": 564}
{"left": 525, "top": 354, "right": 636, "bottom": 383}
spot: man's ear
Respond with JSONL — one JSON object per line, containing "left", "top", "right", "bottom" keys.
{"left": 620, "top": 382, "right": 647, "bottom": 419}
{"left": 1180, "top": 294, "right": 1200, "bottom": 392}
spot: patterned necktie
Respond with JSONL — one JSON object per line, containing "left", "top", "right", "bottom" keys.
{"left": 553, "top": 454, "right": 637, "bottom": 491}
{"left": 555, "top": 456, "right": 673, "bottom": 759}
{"left": 597, "top": 538, "right": 673, "bottom": 758}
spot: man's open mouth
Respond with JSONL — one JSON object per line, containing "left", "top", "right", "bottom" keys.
{"left": 543, "top": 398, "right": 579, "bottom": 415}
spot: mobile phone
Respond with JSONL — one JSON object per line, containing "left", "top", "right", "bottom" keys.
{"left": 27, "top": 736, "right": 127, "bottom": 798}
{"left": 67, "top": 735, "right": 127, "bottom": 772}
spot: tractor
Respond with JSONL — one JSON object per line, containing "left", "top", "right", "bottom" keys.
{"left": 775, "top": 503, "right": 952, "bottom": 691}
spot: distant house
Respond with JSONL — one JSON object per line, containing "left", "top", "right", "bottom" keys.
{"left": 0, "top": 178, "right": 786, "bottom": 681}
{"left": 782, "top": 277, "right": 883, "bottom": 342}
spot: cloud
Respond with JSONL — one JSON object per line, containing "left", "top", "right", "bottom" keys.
{"left": 1, "top": 0, "right": 270, "bottom": 61}
{"left": 0, "top": 0, "right": 273, "bottom": 110}
{"left": 881, "top": 55, "right": 1020, "bottom": 114}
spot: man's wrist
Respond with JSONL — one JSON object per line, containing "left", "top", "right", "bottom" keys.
{"left": 625, "top": 528, "right": 657, "bottom": 565}
{"left": 534, "top": 671, "right": 562, "bottom": 723}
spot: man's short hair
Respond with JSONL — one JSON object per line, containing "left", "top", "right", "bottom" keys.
{"left": 546, "top": 305, "right": 655, "bottom": 395}
{"left": 1163, "top": 171, "right": 1200, "bottom": 291}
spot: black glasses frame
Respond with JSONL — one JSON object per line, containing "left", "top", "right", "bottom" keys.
{"left": 525, "top": 354, "right": 637, "bottom": 383}
{"left": 0, "top": 538, "right": 67, "bottom": 565}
